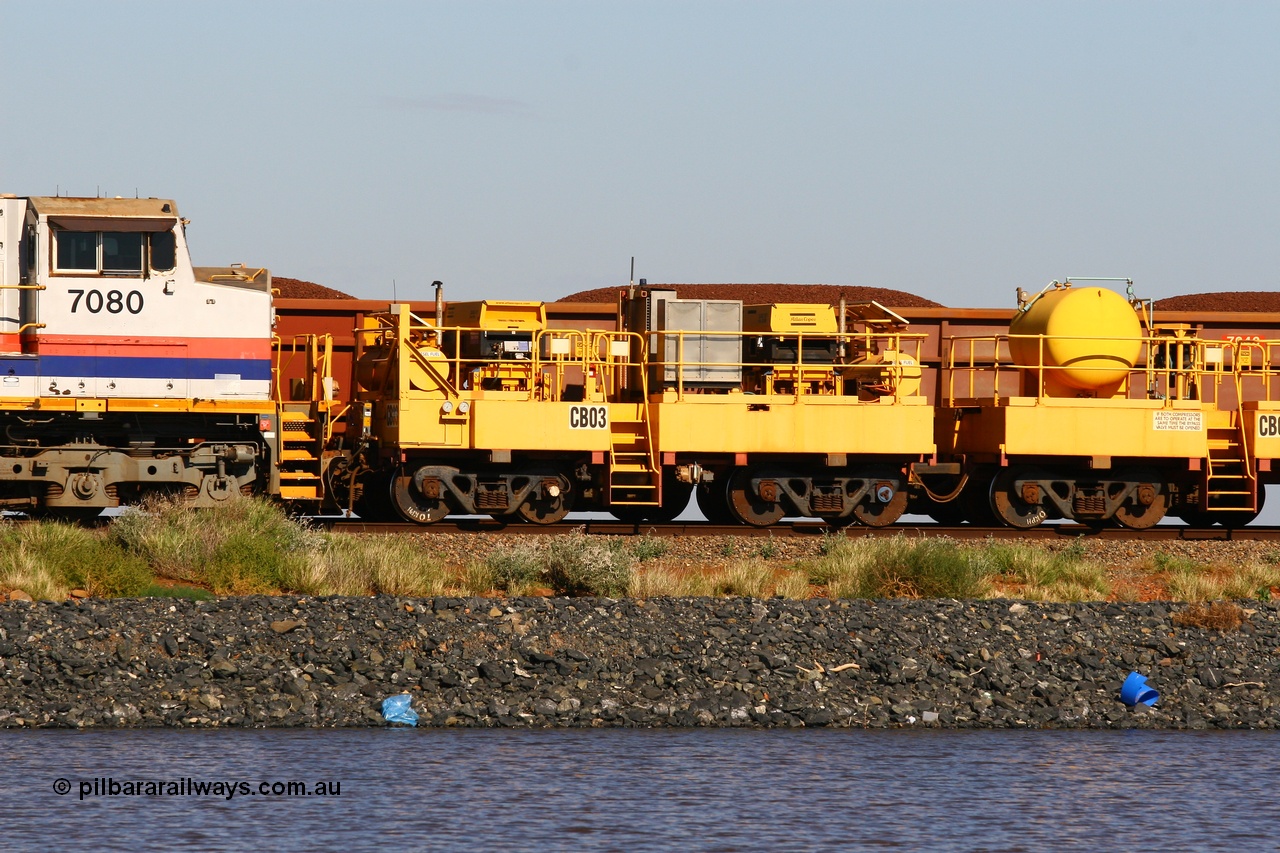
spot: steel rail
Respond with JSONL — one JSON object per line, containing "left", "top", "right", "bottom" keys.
{"left": 313, "top": 518, "right": 1280, "bottom": 542}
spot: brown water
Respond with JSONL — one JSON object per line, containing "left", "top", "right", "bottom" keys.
{"left": 4, "top": 728, "right": 1278, "bottom": 851}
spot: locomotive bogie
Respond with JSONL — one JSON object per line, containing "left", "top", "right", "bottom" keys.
{"left": 0, "top": 412, "right": 265, "bottom": 516}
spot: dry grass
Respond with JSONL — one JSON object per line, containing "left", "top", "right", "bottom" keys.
{"left": 294, "top": 534, "right": 454, "bottom": 597}
{"left": 629, "top": 565, "right": 684, "bottom": 598}
{"left": 803, "top": 534, "right": 990, "bottom": 599}
{"left": 983, "top": 541, "right": 1110, "bottom": 602}
{"left": 0, "top": 520, "right": 151, "bottom": 600}
{"left": 714, "top": 560, "right": 774, "bottom": 597}
{"left": 1173, "top": 601, "right": 1248, "bottom": 632}
{"left": 773, "top": 570, "right": 812, "bottom": 600}
{"left": 6, "top": 495, "right": 1280, "bottom": 606}
{"left": 1154, "top": 552, "right": 1280, "bottom": 602}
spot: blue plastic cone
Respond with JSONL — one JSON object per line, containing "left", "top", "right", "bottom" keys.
{"left": 1120, "top": 671, "right": 1159, "bottom": 707}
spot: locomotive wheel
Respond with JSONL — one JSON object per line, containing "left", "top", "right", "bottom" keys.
{"left": 391, "top": 467, "right": 452, "bottom": 524}
{"left": 516, "top": 471, "right": 574, "bottom": 525}
{"left": 695, "top": 477, "right": 736, "bottom": 524}
{"left": 990, "top": 469, "right": 1048, "bottom": 529}
{"left": 1113, "top": 477, "right": 1168, "bottom": 530}
{"left": 727, "top": 469, "right": 786, "bottom": 527}
{"left": 851, "top": 470, "right": 908, "bottom": 527}
{"left": 34, "top": 507, "right": 104, "bottom": 523}
{"left": 960, "top": 472, "right": 1000, "bottom": 525}
{"left": 609, "top": 506, "right": 651, "bottom": 524}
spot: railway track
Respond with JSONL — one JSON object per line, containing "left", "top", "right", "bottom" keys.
{"left": 315, "top": 517, "right": 1280, "bottom": 542}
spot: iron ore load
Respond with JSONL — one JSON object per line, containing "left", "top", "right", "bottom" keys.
{"left": 2, "top": 192, "right": 1278, "bottom": 529}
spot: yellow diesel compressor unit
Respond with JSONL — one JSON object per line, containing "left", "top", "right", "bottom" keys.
{"left": 617, "top": 289, "right": 935, "bottom": 527}
{"left": 933, "top": 279, "right": 1264, "bottom": 528}
{"left": 346, "top": 301, "right": 654, "bottom": 524}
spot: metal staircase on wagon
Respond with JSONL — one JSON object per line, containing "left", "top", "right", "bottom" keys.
{"left": 604, "top": 335, "right": 661, "bottom": 508}
{"left": 273, "top": 334, "right": 339, "bottom": 503}
{"left": 1204, "top": 377, "right": 1258, "bottom": 514}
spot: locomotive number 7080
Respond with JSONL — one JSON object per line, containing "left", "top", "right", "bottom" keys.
{"left": 68, "top": 289, "right": 145, "bottom": 315}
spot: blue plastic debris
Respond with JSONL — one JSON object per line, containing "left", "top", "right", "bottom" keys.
{"left": 381, "top": 694, "right": 419, "bottom": 726}
{"left": 1120, "top": 671, "right": 1159, "bottom": 707}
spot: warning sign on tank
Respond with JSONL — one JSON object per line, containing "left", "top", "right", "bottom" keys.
{"left": 1152, "top": 411, "right": 1203, "bottom": 432}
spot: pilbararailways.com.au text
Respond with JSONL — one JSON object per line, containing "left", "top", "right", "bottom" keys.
{"left": 53, "top": 777, "right": 341, "bottom": 800}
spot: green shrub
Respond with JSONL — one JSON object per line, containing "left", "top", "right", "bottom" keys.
{"left": 804, "top": 535, "right": 989, "bottom": 599}
{"left": 985, "top": 541, "right": 1109, "bottom": 601}
{"left": 0, "top": 522, "right": 152, "bottom": 598}
{"left": 485, "top": 543, "right": 545, "bottom": 594}
{"left": 545, "top": 533, "right": 633, "bottom": 596}
{"left": 112, "top": 496, "right": 319, "bottom": 593}
{"left": 629, "top": 535, "right": 669, "bottom": 563}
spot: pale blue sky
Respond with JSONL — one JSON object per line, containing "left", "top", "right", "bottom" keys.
{"left": 4, "top": 1, "right": 1278, "bottom": 307}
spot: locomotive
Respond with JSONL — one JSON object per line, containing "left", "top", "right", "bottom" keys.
{"left": 0, "top": 195, "right": 277, "bottom": 519}
{"left": 3, "top": 192, "right": 1275, "bottom": 529}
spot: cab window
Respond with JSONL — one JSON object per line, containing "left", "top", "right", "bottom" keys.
{"left": 102, "top": 232, "right": 144, "bottom": 274}
{"left": 149, "top": 229, "right": 176, "bottom": 271}
{"left": 55, "top": 232, "right": 98, "bottom": 271}
{"left": 53, "top": 230, "right": 167, "bottom": 276}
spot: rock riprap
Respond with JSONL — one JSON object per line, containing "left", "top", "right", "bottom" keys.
{"left": 0, "top": 596, "right": 1276, "bottom": 729}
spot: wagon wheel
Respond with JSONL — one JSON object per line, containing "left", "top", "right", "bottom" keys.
{"left": 989, "top": 468, "right": 1048, "bottom": 529}
{"left": 611, "top": 473, "right": 693, "bottom": 523}
{"left": 1173, "top": 506, "right": 1215, "bottom": 528}
{"left": 727, "top": 468, "right": 786, "bottom": 527}
{"left": 695, "top": 476, "right": 736, "bottom": 524}
{"left": 516, "top": 471, "right": 574, "bottom": 525}
{"left": 820, "top": 510, "right": 859, "bottom": 530}
{"left": 960, "top": 471, "right": 1000, "bottom": 526}
{"left": 915, "top": 496, "right": 967, "bottom": 526}
{"left": 851, "top": 471, "right": 908, "bottom": 527}
{"left": 354, "top": 470, "right": 397, "bottom": 521}
{"left": 1112, "top": 476, "right": 1168, "bottom": 530}
{"left": 1216, "top": 486, "right": 1266, "bottom": 529}
{"left": 390, "top": 466, "right": 452, "bottom": 524}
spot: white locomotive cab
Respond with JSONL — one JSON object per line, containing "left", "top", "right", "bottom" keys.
{"left": 15, "top": 196, "right": 273, "bottom": 401}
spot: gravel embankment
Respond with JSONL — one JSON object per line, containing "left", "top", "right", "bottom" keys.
{"left": 1, "top": 596, "right": 1277, "bottom": 730}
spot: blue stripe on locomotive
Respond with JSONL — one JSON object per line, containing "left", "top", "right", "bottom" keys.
{"left": 0, "top": 355, "right": 272, "bottom": 381}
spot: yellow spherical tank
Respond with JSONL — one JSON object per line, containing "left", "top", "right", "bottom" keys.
{"left": 1008, "top": 286, "right": 1142, "bottom": 391}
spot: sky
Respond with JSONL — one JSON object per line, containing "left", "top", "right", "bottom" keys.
{"left": 3, "top": 1, "right": 1278, "bottom": 309}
